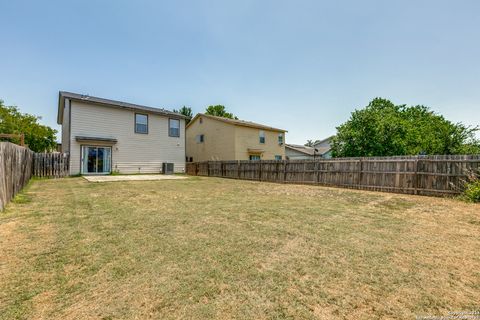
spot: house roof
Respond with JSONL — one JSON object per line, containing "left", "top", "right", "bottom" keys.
{"left": 312, "top": 136, "right": 335, "bottom": 155}
{"left": 313, "top": 135, "right": 335, "bottom": 146}
{"left": 315, "top": 146, "right": 332, "bottom": 155}
{"left": 187, "top": 113, "right": 287, "bottom": 132}
{"left": 285, "top": 144, "right": 315, "bottom": 156}
{"left": 57, "top": 91, "right": 187, "bottom": 124}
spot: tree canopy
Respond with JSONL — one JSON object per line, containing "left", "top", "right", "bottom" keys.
{"left": 205, "top": 105, "right": 238, "bottom": 119}
{"left": 331, "top": 98, "right": 480, "bottom": 157}
{"left": 0, "top": 100, "right": 57, "bottom": 152}
{"left": 173, "top": 106, "right": 193, "bottom": 124}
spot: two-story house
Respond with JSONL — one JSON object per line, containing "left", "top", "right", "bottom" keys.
{"left": 186, "top": 113, "right": 286, "bottom": 161}
{"left": 57, "top": 91, "right": 187, "bottom": 175}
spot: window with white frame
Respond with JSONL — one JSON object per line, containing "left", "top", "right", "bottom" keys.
{"left": 196, "top": 134, "right": 204, "bottom": 143}
{"left": 278, "top": 133, "right": 283, "bottom": 145}
{"left": 135, "top": 114, "right": 148, "bottom": 134}
{"left": 169, "top": 119, "right": 180, "bottom": 137}
{"left": 259, "top": 130, "right": 265, "bottom": 144}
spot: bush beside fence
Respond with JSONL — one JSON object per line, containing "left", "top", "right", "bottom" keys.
{"left": 186, "top": 155, "right": 480, "bottom": 197}
{"left": 0, "top": 142, "right": 34, "bottom": 211}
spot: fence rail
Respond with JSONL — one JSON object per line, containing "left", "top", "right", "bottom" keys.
{"left": 186, "top": 155, "right": 480, "bottom": 197}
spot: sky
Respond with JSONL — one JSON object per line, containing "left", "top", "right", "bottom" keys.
{"left": 1, "top": 0, "right": 479, "bottom": 144}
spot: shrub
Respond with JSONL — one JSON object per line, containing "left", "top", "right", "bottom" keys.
{"left": 461, "top": 170, "right": 480, "bottom": 203}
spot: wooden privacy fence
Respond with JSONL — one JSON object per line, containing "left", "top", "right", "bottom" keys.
{"left": 0, "top": 142, "right": 70, "bottom": 211}
{"left": 0, "top": 142, "right": 34, "bottom": 211}
{"left": 33, "top": 152, "right": 70, "bottom": 178}
{"left": 186, "top": 155, "right": 480, "bottom": 197}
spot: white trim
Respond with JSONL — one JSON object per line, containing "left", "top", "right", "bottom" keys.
{"left": 80, "top": 145, "right": 112, "bottom": 175}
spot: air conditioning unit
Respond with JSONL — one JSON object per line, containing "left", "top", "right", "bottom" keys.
{"left": 162, "top": 162, "right": 174, "bottom": 175}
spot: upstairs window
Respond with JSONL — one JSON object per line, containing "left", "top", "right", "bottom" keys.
{"left": 196, "top": 134, "right": 204, "bottom": 143}
{"left": 259, "top": 130, "right": 265, "bottom": 144}
{"left": 135, "top": 114, "right": 148, "bottom": 134}
{"left": 278, "top": 133, "right": 284, "bottom": 145}
{"left": 169, "top": 119, "right": 180, "bottom": 137}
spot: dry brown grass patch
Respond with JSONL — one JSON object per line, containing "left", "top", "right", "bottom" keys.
{"left": 0, "top": 177, "right": 479, "bottom": 319}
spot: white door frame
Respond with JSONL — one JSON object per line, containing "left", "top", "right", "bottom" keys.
{"left": 80, "top": 145, "right": 112, "bottom": 175}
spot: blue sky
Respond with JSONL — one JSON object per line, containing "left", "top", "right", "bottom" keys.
{"left": 1, "top": 0, "right": 479, "bottom": 144}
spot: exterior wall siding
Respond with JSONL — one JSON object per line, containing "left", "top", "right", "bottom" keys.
{"left": 234, "top": 126, "right": 285, "bottom": 160}
{"left": 61, "top": 99, "right": 70, "bottom": 154}
{"left": 69, "top": 101, "right": 185, "bottom": 174}
{"left": 186, "top": 115, "right": 286, "bottom": 161}
{"left": 185, "top": 116, "right": 236, "bottom": 161}
{"left": 313, "top": 137, "right": 333, "bottom": 159}
{"left": 285, "top": 148, "right": 314, "bottom": 160}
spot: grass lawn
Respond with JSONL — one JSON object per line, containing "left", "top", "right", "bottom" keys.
{"left": 0, "top": 177, "right": 479, "bottom": 319}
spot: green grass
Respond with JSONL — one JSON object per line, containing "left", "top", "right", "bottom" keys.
{"left": 0, "top": 177, "right": 479, "bottom": 319}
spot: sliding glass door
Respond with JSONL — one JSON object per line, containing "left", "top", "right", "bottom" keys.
{"left": 81, "top": 146, "right": 112, "bottom": 174}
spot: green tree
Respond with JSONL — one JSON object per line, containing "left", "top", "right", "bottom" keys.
{"left": 331, "top": 98, "right": 479, "bottom": 157}
{"left": 205, "top": 105, "right": 238, "bottom": 119}
{"left": 0, "top": 99, "right": 57, "bottom": 152}
{"left": 173, "top": 106, "right": 193, "bottom": 124}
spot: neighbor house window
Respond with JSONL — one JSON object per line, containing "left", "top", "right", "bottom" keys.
{"left": 196, "top": 134, "right": 204, "bottom": 143}
{"left": 278, "top": 133, "right": 283, "bottom": 145}
{"left": 249, "top": 155, "right": 261, "bottom": 160}
{"left": 275, "top": 155, "right": 282, "bottom": 160}
{"left": 259, "top": 130, "right": 265, "bottom": 144}
{"left": 169, "top": 119, "right": 180, "bottom": 137}
{"left": 135, "top": 113, "right": 148, "bottom": 134}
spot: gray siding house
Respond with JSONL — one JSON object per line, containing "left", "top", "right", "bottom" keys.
{"left": 285, "top": 144, "right": 315, "bottom": 160}
{"left": 313, "top": 136, "right": 334, "bottom": 159}
{"left": 57, "top": 91, "right": 187, "bottom": 175}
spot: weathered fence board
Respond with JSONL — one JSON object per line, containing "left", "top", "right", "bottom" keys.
{"left": 186, "top": 155, "right": 480, "bottom": 197}
{"left": 0, "top": 142, "right": 34, "bottom": 211}
{"left": 1, "top": 142, "right": 70, "bottom": 211}
{"left": 33, "top": 153, "right": 69, "bottom": 178}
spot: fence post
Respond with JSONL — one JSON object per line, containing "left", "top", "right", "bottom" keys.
{"left": 414, "top": 158, "right": 419, "bottom": 195}
{"left": 283, "top": 161, "right": 287, "bottom": 183}
{"left": 259, "top": 161, "right": 262, "bottom": 181}
{"left": 302, "top": 162, "right": 306, "bottom": 184}
{"left": 358, "top": 159, "right": 362, "bottom": 186}
{"left": 237, "top": 161, "right": 241, "bottom": 179}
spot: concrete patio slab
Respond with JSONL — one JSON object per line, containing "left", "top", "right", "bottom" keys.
{"left": 83, "top": 174, "right": 187, "bottom": 182}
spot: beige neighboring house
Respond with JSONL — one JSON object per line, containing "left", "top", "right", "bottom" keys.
{"left": 57, "top": 91, "right": 187, "bottom": 175}
{"left": 186, "top": 114, "right": 287, "bottom": 161}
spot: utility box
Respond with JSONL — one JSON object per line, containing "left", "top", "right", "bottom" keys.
{"left": 162, "top": 162, "right": 174, "bottom": 175}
